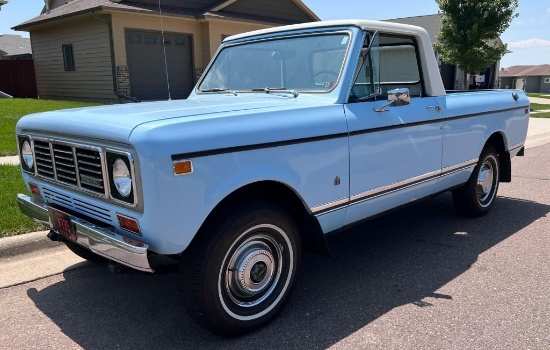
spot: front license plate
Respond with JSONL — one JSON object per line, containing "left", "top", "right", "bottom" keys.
{"left": 48, "top": 207, "right": 76, "bottom": 241}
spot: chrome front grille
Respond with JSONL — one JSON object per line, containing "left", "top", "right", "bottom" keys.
{"left": 76, "top": 148, "right": 104, "bottom": 192}
{"left": 53, "top": 143, "right": 77, "bottom": 185}
{"left": 34, "top": 140, "right": 54, "bottom": 178}
{"left": 33, "top": 139, "right": 105, "bottom": 195}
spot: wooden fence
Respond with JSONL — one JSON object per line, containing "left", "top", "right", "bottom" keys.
{"left": 0, "top": 59, "right": 37, "bottom": 98}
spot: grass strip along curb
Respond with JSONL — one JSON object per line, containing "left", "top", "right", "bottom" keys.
{"left": 0, "top": 165, "right": 42, "bottom": 237}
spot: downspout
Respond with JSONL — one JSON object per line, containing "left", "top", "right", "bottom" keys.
{"left": 90, "top": 11, "right": 140, "bottom": 102}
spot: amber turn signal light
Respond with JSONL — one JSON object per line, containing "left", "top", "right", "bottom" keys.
{"left": 173, "top": 160, "right": 193, "bottom": 176}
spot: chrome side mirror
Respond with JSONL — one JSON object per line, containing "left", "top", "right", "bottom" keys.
{"left": 374, "top": 88, "right": 411, "bottom": 112}
{"left": 388, "top": 88, "right": 410, "bottom": 106}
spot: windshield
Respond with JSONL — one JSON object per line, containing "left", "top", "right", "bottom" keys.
{"left": 198, "top": 33, "right": 350, "bottom": 93}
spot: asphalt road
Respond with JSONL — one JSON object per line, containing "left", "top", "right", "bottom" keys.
{"left": 1, "top": 143, "right": 549, "bottom": 350}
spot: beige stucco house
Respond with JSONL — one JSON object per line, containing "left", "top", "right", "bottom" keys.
{"left": 14, "top": 0, "right": 318, "bottom": 102}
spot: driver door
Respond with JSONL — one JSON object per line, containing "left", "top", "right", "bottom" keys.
{"left": 343, "top": 32, "right": 443, "bottom": 224}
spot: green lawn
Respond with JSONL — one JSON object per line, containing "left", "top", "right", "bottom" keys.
{"left": 530, "top": 103, "right": 550, "bottom": 111}
{"left": 529, "top": 102, "right": 550, "bottom": 118}
{"left": 0, "top": 165, "right": 43, "bottom": 237}
{"left": 527, "top": 93, "right": 550, "bottom": 99}
{"left": 0, "top": 99, "right": 99, "bottom": 157}
{"left": 532, "top": 112, "right": 550, "bottom": 118}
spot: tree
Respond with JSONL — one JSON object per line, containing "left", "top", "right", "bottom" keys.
{"left": 434, "top": 0, "right": 518, "bottom": 89}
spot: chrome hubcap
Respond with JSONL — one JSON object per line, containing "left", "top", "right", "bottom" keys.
{"left": 477, "top": 159, "right": 494, "bottom": 204}
{"left": 225, "top": 232, "right": 283, "bottom": 308}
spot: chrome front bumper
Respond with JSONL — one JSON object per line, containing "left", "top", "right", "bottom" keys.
{"left": 17, "top": 194, "right": 153, "bottom": 273}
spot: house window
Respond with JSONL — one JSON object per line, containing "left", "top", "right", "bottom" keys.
{"left": 544, "top": 78, "right": 550, "bottom": 84}
{"left": 62, "top": 44, "right": 75, "bottom": 71}
{"left": 145, "top": 34, "right": 157, "bottom": 45}
{"left": 129, "top": 33, "right": 142, "bottom": 44}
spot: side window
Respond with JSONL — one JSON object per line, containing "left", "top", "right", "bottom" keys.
{"left": 350, "top": 33, "right": 380, "bottom": 101}
{"left": 350, "top": 33, "right": 424, "bottom": 102}
{"left": 62, "top": 44, "right": 75, "bottom": 71}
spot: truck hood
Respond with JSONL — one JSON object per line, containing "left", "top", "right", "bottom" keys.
{"left": 16, "top": 95, "right": 327, "bottom": 142}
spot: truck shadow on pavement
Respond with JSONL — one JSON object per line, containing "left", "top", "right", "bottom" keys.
{"left": 26, "top": 193, "right": 549, "bottom": 349}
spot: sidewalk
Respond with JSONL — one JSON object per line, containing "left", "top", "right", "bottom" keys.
{"left": 528, "top": 96, "right": 550, "bottom": 104}
{"left": 0, "top": 155, "right": 19, "bottom": 165}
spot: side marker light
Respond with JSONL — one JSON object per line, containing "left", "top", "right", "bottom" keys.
{"left": 173, "top": 160, "right": 193, "bottom": 176}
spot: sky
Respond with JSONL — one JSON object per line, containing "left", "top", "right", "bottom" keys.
{"left": 0, "top": 0, "right": 549, "bottom": 68}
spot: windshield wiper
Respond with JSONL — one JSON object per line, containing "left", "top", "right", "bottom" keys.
{"left": 200, "top": 88, "right": 237, "bottom": 96}
{"left": 251, "top": 87, "right": 298, "bottom": 98}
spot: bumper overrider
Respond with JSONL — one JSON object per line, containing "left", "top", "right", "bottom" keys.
{"left": 17, "top": 193, "right": 153, "bottom": 273}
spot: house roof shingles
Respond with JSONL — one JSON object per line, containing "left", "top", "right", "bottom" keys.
{"left": 500, "top": 65, "right": 550, "bottom": 77}
{"left": 385, "top": 14, "right": 442, "bottom": 44}
{"left": 13, "top": 0, "right": 198, "bottom": 30}
{"left": 13, "top": 0, "right": 318, "bottom": 30}
{"left": 0, "top": 34, "right": 32, "bottom": 56}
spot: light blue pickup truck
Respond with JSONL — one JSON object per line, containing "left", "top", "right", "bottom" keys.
{"left": 16, "top": 20, "right": 529, "bottom": 335}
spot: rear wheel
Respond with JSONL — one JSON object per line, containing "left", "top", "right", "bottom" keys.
{"left": 182, "top": 200, "right": 301, "bottom": 336}
{"left": 452, "top": 145, "right": 500, "bottom": 217}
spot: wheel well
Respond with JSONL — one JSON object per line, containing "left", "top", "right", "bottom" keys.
{"left": 486, "top": 132, "right": 511, "bottom": 182}
{"left": 197, "top": 181, "right": 330, "bottom": 256}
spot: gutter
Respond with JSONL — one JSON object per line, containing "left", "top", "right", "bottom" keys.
{"left": 90, "top": 11, "right": 140, "bottom": 103}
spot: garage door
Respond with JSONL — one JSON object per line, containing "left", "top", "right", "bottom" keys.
{"left": 126, "top": 30, "right": 194, "bottom": 100}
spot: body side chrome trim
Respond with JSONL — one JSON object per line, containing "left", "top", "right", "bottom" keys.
{"left": 350, "top": 168, "right": 441, "bottom": 203}
{"left": 440, "top": 159, "right": 478, "bottom": 176}
{"left": 311, "top": 158, "right": 478, "bottom": 215}
{"left": 508, "top": 142, "right": 524, "bottom": 153}
{"left": 310, "top": 197, "right": 349, "bottom": 214}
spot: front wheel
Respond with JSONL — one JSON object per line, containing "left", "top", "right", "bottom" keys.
{"left": 182, "top": 201, "right": 301, "bottom": 336}
{"left": 452, "top": 145, "right": 500, "bottom": 217}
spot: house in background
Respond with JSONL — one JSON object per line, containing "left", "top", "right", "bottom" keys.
{"left": 499, "top": 65, "right": 550, "bottom": 93}
{"left": 0, "top": 34, "right": 32, "bottom": 59}
{"left": 13, "top": 0, "right": 318, "bottom": 102}
{"left": 0, "top": 34, "right": 36, "bottom": 98}
{"left": 386, "top": 14, "right": 504, "bottom": 90}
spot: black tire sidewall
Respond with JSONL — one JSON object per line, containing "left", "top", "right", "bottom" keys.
{"left": 475, "top": 152, "right": 499, "bottom": 209}
{"left": 199, "top": 204, "right": 301, "bottom": 335}
{"left": 454, "top": 145, "right": 500, "bottom": 217}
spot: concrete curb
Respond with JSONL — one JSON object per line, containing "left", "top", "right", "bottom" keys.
{"left": 0, "top": 230, "right": 56, "bottom": 260}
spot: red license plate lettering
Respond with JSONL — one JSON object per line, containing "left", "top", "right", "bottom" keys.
{"left": 48, "top": 208, "right": 76, "bottom": 241}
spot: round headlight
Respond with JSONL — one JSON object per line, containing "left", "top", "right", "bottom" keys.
{"left": 21, "top": 141, "right": 34, "bottom": 169}
{"left": 112, "top": 158, "right": 132, "bottom": 198}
